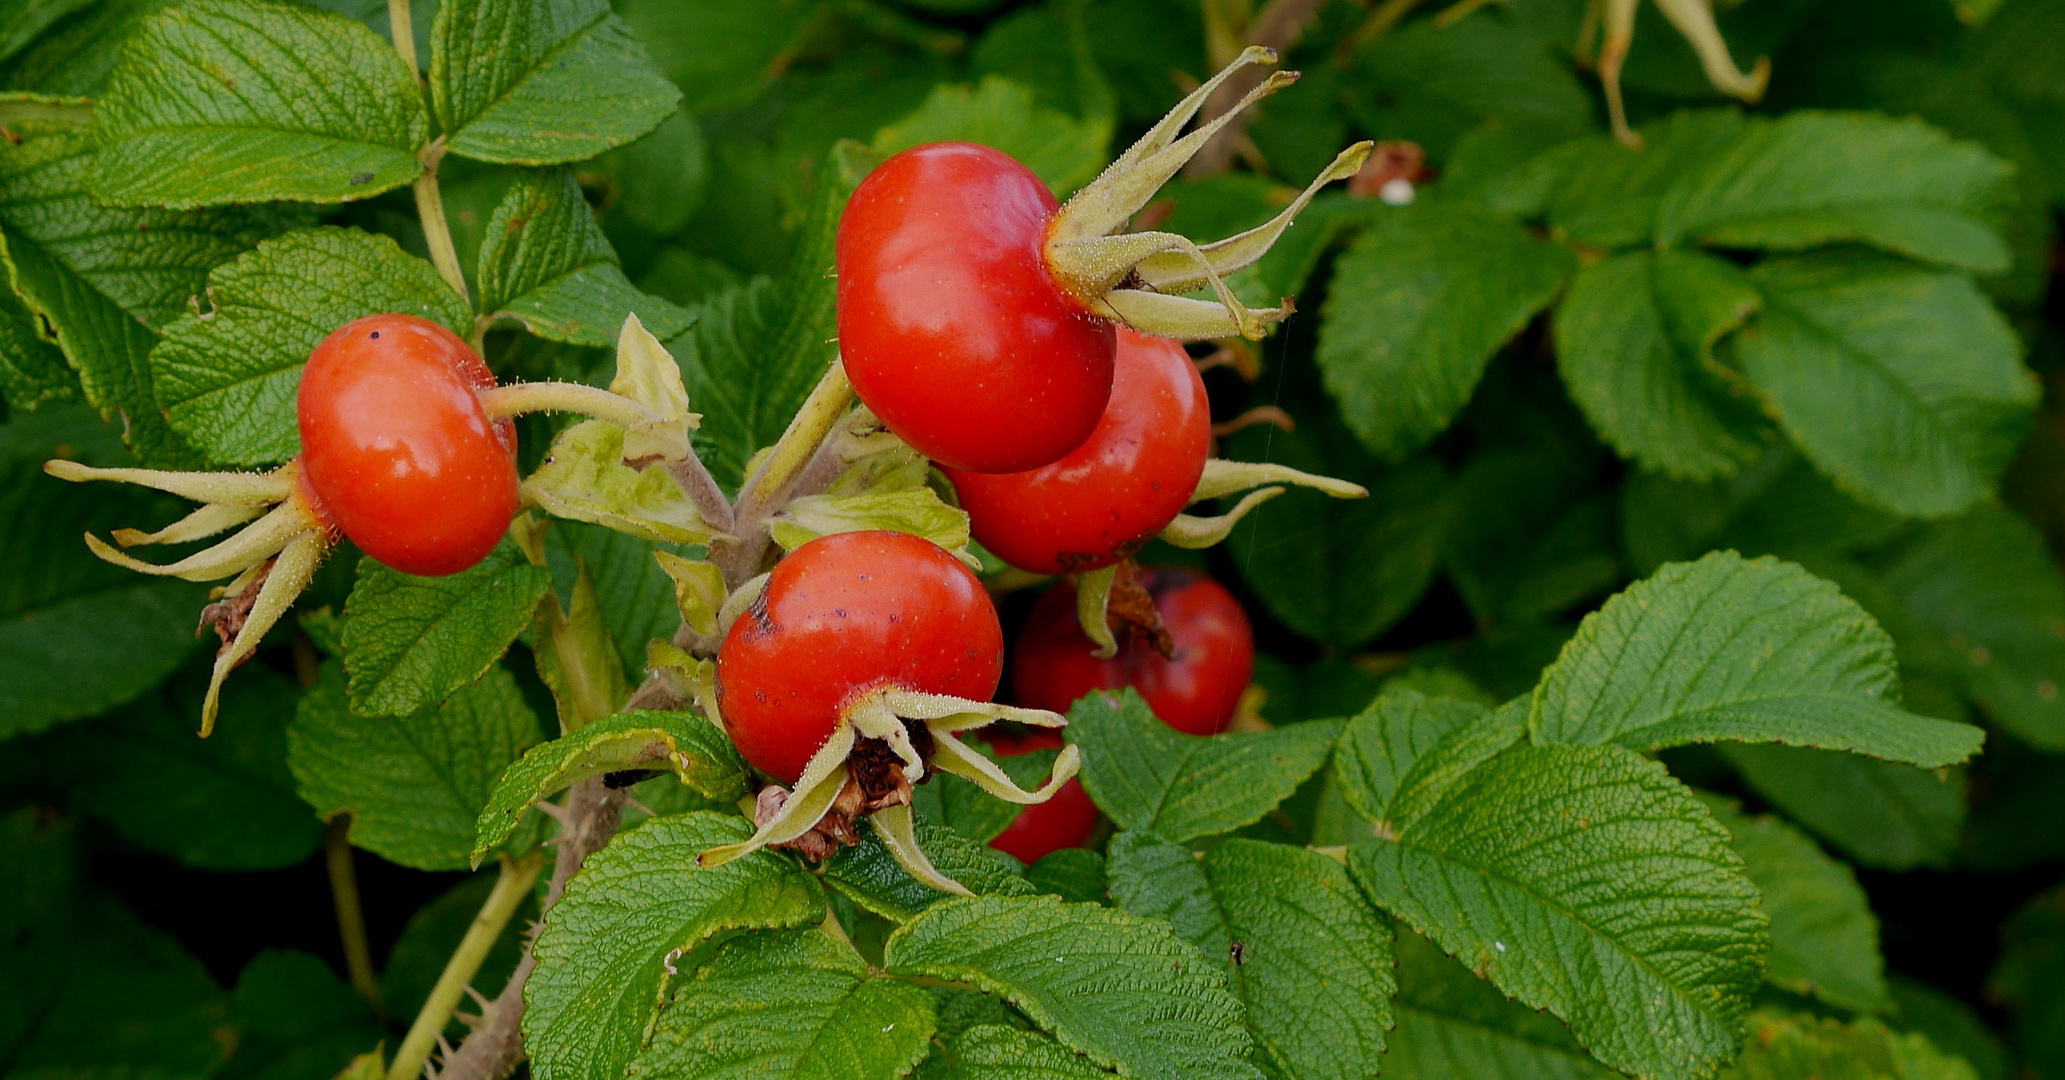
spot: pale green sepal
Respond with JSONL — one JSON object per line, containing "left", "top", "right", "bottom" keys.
{"left": 203, "top": 530, "right": 325, "bottom": 737}
{"left": 1051, "top": 231, "right": 1264, "bottom": 336}
{"left": 933, "top": 735, "right": 1083, "bottom": 805}
{"left": 43, "top": 458, "right": 291, "bottom": 505}
{"left": 112, "top": 502, "right": 263, "bottom": 548}
{"left": 523, "top": 420, "right": 731, "bottom": 545}
{"left": 846, "top": 692, "right": 931, "bottom": 782}
{"left": 609, "top": 313, "right": 698, "bottom": 465}
{"left": 870, "top": 803, "right": 975, "bottom": 898}
{"left": 879, "top": 689, "right": 1067, "bottom": 734}
{"left": 1074, "top": 564, "right": 1120, "bottom": 659}
{"left": 646, "top": 641, "right": 722, "bottom": 721}
{"left": 716, "top": 573, "right": 769, "bottom": 639}
{"left": 1190, "top": 458, "right": 1367, "bottom": 503}
{"left": 83, "top": 502, "right": 304, "bottom": 582}
{"left": 770, "top": 488, "right": 973, "bottom": 566}
{"left": 1159, "top": 487, "right": 1285, "bottom": 549}
{"left": 1094, "top": 289, "right": 1290, "bottom": 342}
{"left": 1134, "top": 141, "right": 1375, "bottom": 294}
{"left": 698, "top": 724, "right": 856, "bottom": 868}
{"left": 654, "top": 551, "right": 725, "bottom": 637}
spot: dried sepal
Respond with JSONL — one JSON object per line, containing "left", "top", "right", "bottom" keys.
{"left": 869, "top": 803, "right": 973, "bottom": 897}
{"left": 521, "top": 421, "right": 734, "bottom": 546}
{"left": 698, "top": 723, "right": 858, "bottom": 868}
{"left": 1039, "top": 46, "right": 1366, "bottom": 342}
{"left": 200, "top": 530, "right": 326, "bottom": 735}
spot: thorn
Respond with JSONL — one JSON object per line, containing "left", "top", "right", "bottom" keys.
{"left": 464, "top": 983, "right": 494, "bottom": 1011}
{"left": 531, "top": 800, "right": 570, "bottom": 824}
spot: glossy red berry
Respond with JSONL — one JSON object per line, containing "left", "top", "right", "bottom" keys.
{"left": 1012, "top": 568, "right": 1254, "bottom": 736}
{"left": 985, "top": 729, "right": 1097, "bottom": 863}
{"left": 717, "top": 530, "right": 1004, "bottom": 785}
{"left": 836, "top": 142, "right": 1116, "bottom": 474}
{"left": 944, "top": 328, "right": 1210, "bottom": 574}
{"left": 297, "top": 313, "right": 517, "bottom": 577}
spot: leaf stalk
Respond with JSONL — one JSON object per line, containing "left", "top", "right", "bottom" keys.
{"left": 385, "top": 852, "right": 542, "bottom": 1080}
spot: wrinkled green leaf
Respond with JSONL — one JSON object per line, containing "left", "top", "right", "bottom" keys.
{"left": 1732, "top": 252, "right": 2034, "bottom": 518}
{"left": 1351, "top": 743, "right": 1768, "bottom": 1080}
{"left": 523, "top": 812, "right": 827, "bottom": 1080}
{"left": 91, "top": 0, "right": 426, "bottom": 207}
{"left": 151, "top": 227, "right": 469, "bottom": 465}
{"left": 476, "top": 169, "right": 692, "bottom": 346}
{"left": 430, "top": 0, "right": 677, "bottom": 166}
{"left": 288, "top": 661, "right": 542, "bottom": 871}
{"left": 1702, "top": 795, "right": 1891, "bottom": 1013}
{"left": 1317, "top": 202, "right": 1573, "bottom": 461}
{"left": 874, "top": 76, "right": 1109, "bottom": 196}
{"left": 1384, "top": 924, "right": 1618, "bottom": 1080}
{"left": 1106, "top": 834, "right": 1396, "bottom": 1080}
{"left": 1332, "top": 692, "right": 1525, "bottom": 833}
{"left": 1657, "top": 111, "right": 2014, "bottom": 273}
{"left": 919, "top": 1024, "right": 1110, "bottom": 1079}
{"left": 0, "top": 286, "right": 76, "bottom": 411}
{"left": 219, "top": 949, "right": 382, "bottom": 1080}
{"left": 1721, "top": 743, "right": 1965, "bottom": 871}
{"left": 342, "top": 540, "right": 553, "bottom": 719}
{"left": 1553, "top": 249, "right": 1768, "bottom": 480}
{"left": 885, "top": 894, "right": 1263, "bottom": 1079}
{"left": 471, "top": 709, "right": 744, "bottom": 864}
{"left": 1719, "top": 1010, "right": 1978, "bottom": 1080}
{"left": 1548, "top": 110, "right": 1749, "bottom": 251}
{"left": 823, "top": 817, "right": 1035, "bottom": 922}
{"left": 1066, "top": 688, "right": 1341, "bottom": 843}
{"left": 1533, "top": 551, "right": 1985, "bottom": 766}
{"left": 629, "top": 927, "right": 935, "bottom": 1080}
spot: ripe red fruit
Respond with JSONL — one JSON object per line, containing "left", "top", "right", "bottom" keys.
{"left": 297, "top": 313, "right": 517, "bottom": 576}
{"left": 944, "top": 328, "right": 1210, "bottom": 574}
{"left": 717, "top": 530, "right": 1004, "bottom": 785}
{"left": 985, "top": 729, "right": 1097, "bottom": 863}
{"left": 1013, "top": 568, "right": 1254, "bottom": 736}
{"left": 836, "top": 142, "right": 1117, "bottom": 474}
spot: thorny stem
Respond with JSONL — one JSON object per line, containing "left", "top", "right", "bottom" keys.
{"left": 387, "top": 853, "right": 543, "bottom": 1080}
{"left": 437, "top": 780, "right": 624, "bottom": 1080}
{"left": 326, "top": 816, "right": 386, "bottom": 1022}
{"left": 712, "top": 362, "right": 854, "bottom": 588}
{"left": 1186, "top": 0, "right": 1330, "bottom": 177}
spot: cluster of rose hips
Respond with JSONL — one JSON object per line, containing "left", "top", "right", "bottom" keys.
{"left": 48, "top": 47, "right": 1364, "bottom": 891}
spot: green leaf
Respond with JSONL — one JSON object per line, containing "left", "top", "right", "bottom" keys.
{"left": 380, "top": 871, "right": 533, "bottom": 1038}
{"left": 219, "top": 949, "right": 383, "bottom": 1080}
{"left": 429, "top": 0, "right": 676, "bottom": 166}
{"left": 1990, "top": 885, "right": 2065, "bottom": 1080}
{"left": 1732, "top": 252, "right": 2034, "bottom": 518}
{"left": 524, "top": 812, "right": 827, "bottom": 1080}
{"left": 1719, "top": 1011, "right": 1979, "bottom": 1080}
{"left": 0, "top": 0, "right": 95, "bottom": 67}
{"left": 627, "top": 927, "right": 935, "bottom": 1080}
{"left": 288, "top": 661, "right": 543, "bottom": 871}
{"left": 874, "top": 76, "right": 1109, "bottom": 196}
{"left": 1720, "top": 743, "right": 1965, "bottom": 871}
{"left": 1350, "top": 743, "right": 1768, "bottom": 1080}
{"left": 1441, "top": 448, "right": 1621, "bottom": 625}
{"left": 670, "top": 149, "right": 846, "bottom": 486}
{"left": 341, "top": 540, "right": 553, "bottom": 719}
{"left": 541, "top": 519, "right": 686, "bottom": 680}
{"left": 1531, "top": 551, "right": 1984, "bottom": 766}
{"left": 1547, "top": 110, "right": 1749, "bottom": 251}
{"left": 90, "top": 0, "right": 427, "bottom": 207}
{"left": 0, "top": 297, "right": 74, "bottom": 413}
{"left": 52, "top": 664, "right": 321, "bottom": 871}
{"left": 1888, "top": 977, "right": 2011, "bottom": 1080}
{"left": 0, "top": 0, "right": 167, "bottom": 97}
{"left": 1223, "top": 422, "right": 1450, "bottom": 649}
{"left": 1331, "top": 692, "right": 1525, "bottom": 833}
{"left": 823, "top": 817, "right": 1036, "bottom": 923}
{"left": 1701, "top": 795, "right": 1891, "bottom": 1013}
{"left": 921, "top": 1024, "right": 1111, "bottom": 1079}
{"left": 594, "top": 109, "right": 707, "bottom": 238}
{"left": 616, "top": 0, "right": 818, "bottom": 115}
{"left": 1066, "top": 688, "right": 1342, "bottom": 844}
{"left": 1552, "top": 250, "right": 1769, "bottom": 481}
{"left": 1384, "top": 924, "right": 1619, "bottom": 1080}
{"left": 1347, "top": 12, "right": 1594, "bottom": 159}
{"left": 1317, "top": 202, "right": 1574, "bottom": 461}
{"left": 1656, "top": 111, "right": 2014, "bottom": 273}
{"left": 1876, "top": 506, "right": 2065, "bottom": 750}
{"left": 474, "top": 169, "right": 692, "bottom": 346}
{"left": 1023, "top": 848, "right": 1106, "bottom": 905}
{"left": 151, "top": 226, "right": 471, "bottom": 466}
{"left": 884, "top": 894, "right": 1264, "bottom": 1079}
{"left": 0, "top": 119, "right": 286, "bottom": 465}
{"left": 1106, "top": 834, "right": 1396, "bottom": 1080}
{"left": 0, "top": 452, "right": 203, "bottom": 738}
{"left": 471, "top": 710, "right": 745, "bottom": 864}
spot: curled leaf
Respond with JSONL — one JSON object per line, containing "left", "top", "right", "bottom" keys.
{"left": 655, "top": 551, "right": 726, "bottom": 637}
{"left": 609, "top": 313, "right": 698, "bottom": 465}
